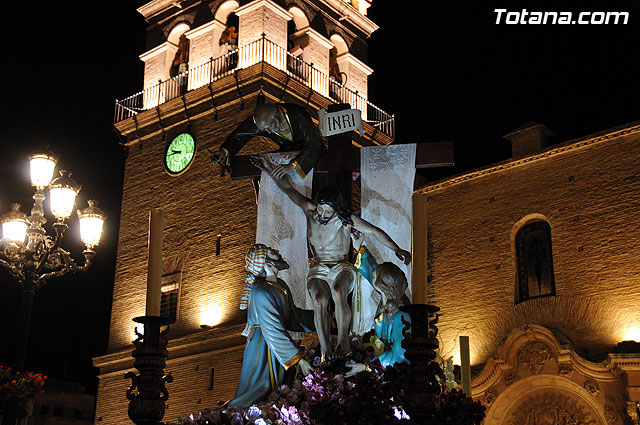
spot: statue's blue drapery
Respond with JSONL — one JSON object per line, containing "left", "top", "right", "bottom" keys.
{"left": 374, "top": 309, "right": 410, "bottom": 367}
{"left": 229, "top": 278, "right": 314, "bottom": 408}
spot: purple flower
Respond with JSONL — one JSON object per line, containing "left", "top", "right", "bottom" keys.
{"left": 287, "top": 406, "right": 301, "bottom": 424}
{"left": 254, "top": 419, "right": 267, "bottom": 425}
{"left": 229, "top": 411, "right": 243, "bottom": 425}
{"left": 245, "top": 405, "right": 262, "bottom": 422}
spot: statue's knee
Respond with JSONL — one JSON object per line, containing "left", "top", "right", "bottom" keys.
{"left": 314, "top": 292, "right": 329, "bottom": 307}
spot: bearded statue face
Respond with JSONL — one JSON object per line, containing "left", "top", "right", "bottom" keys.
{"left": 313, "top": 203, "right": 336, "bottom": 225}
{"left": 265, "top": 247, "right": 290, "bottom": 271}
{"left": 253, "top": 104, "right": 287, "bottom": 135}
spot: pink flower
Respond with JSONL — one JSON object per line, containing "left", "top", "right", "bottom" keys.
{"left": 280, "top": 405, "right": 290, "bottom": 421}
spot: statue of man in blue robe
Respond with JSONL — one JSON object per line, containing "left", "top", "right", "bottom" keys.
{"left": 228, "top": 244, "right": 315, "bottom": 408}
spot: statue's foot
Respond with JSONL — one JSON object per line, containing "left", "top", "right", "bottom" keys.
{"left": 336, "top": 343, "right": 351, "bottom": 357}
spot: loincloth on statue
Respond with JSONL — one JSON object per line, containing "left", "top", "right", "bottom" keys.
{"left": 306, "top": 260, "right": 357, "bottom": 292}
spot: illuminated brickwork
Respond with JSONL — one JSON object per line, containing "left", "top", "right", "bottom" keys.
{"left": 415, "top": 125, "right": 640, "bottom": 367}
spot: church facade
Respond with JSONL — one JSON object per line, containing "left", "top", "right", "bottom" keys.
{"left": 414, "top": 122, "right": 640, "bottom": 424}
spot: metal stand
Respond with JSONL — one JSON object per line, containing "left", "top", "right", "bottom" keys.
{"left": 399, "top": 303, "right": 442, "bottom": 423}
{"left": 125, "top": 316, "right": 172, "bottom": 425}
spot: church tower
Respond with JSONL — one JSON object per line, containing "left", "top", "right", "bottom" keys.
{"left": 94, "top": 1, "right": 393, "bottom": 424}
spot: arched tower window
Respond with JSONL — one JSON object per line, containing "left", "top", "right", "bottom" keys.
{"left": 515, "top": 220, "right": 556, "bottom": 304}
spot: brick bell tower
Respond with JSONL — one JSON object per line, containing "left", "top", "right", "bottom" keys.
{"left": 93, "top": 0, "right": 393, "bottom": 424}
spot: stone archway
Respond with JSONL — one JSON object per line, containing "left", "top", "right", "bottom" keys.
{"left": 472, "top": 324, "right": 630, "bottom": 425}
{"left": 483, "top": 374, "right": 609, "bottom": 425}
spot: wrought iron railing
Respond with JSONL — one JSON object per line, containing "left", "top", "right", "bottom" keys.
{"left": 114, "top": 36, "right": 395, "bottom": 138}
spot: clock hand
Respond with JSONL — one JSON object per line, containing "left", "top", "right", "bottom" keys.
{"left": 168, "top": 149, "right": 182, "bottom": 156}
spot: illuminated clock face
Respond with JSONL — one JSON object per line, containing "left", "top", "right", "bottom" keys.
{"left": 165, "top": 133, "right": 195, "bottom": 175}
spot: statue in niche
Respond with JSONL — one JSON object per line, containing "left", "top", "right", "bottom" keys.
{"left": 209, "top": 103, "right": 323, "bottom": 179}
{"left": 251, "top": 156, "right": 411, "bottom": 360}
{"left": 170, "top": 34, "right": 190, "bottom": 76}
{"left": 227, "top": 244, "right": 314, "bottom": 409}
{"left": 345, "top": 241, "right": 412, "bottom": 376}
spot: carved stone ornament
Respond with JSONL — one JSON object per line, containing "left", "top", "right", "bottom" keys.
{"left": 517, "top": 341, "right": 553, "bottom": 374}
{"left": 604, "top": 405, "right": 617, "bottom": 424}
{"left": 507, "top": 392, "right": 597, "bottom": 425}
{"left": 503, "top": 371, "right": 517, "bottom": 386}
{"left": 583, "top": 379, "right": 600, "bottom": 397}
{"left": 485, "top": 389, "right": 497, "bottom": 405}
{"left": 558, "top": 364, "right": 574, "bottom": 377}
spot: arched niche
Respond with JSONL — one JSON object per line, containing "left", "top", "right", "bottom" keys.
{"left": 329, "top": 33, "right": 349, "bottom": 56}
{"left": 213, "top": 0, "right": 240, "bottom": 58}
{"left": 167, "top": 22, "right": 191, "bottom": 77}
{"left": 289, "top": 6, "right": 309, "bottom": 31}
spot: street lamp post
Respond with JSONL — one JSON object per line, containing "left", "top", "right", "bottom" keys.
{"left": 0, "top": 153, "right": 105, "bottom": 425}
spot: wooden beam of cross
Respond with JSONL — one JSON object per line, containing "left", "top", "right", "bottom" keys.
{"left": 227, "top": 141, "right": 455, "bottom": 180}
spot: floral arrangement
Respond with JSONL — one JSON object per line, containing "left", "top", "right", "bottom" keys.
{"left": 172, "top": 334, "right": 484, "bottom": 425}
{"left": 0, "top": 366, "right": 46, "bottom": 411}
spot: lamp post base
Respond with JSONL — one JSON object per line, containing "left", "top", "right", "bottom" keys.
{"left": 125, "top": 316, "right": 172, "bottom": 425}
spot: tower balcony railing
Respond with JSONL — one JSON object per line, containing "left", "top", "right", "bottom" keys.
{"left": 114, "top": 36, "right": 395, "bottom": 139}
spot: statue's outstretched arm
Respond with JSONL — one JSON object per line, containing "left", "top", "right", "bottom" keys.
{"left": 250, "top": 156, "right": 314, "bottom": 213}
{"left": 351, "top": 215, "right": 412, "bottom": 265}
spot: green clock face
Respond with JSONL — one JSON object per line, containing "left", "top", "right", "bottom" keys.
{"left": 165, "top": 132, "right": 195, "bottom": 175}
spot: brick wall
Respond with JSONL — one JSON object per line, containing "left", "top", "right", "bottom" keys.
{"left": 419, "top": 129, "right": 640, "bottom": 366}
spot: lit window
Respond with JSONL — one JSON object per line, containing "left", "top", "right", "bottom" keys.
{"left": 515, "top": 220, "right": 556, "bottom": 303}
{"left": 161, "top": 272, "right": 181, "bottom": 323}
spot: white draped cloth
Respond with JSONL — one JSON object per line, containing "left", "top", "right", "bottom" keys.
{"left": 255, "top": 152, "right": 313, "bottom": 311}
{"left": 352, "top": 143, "right": 416, "bottom": 335}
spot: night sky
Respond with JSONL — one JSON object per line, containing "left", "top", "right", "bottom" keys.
{"left": 0, "top": 0, "right": 638, "bottom": 398}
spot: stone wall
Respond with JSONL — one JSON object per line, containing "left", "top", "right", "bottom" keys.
{"left": 416, "top": 126, "right": 640, "bottom": 366}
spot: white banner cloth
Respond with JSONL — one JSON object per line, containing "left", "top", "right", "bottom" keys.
{"left": 255, "top": 152, "right": 313, "bottom": 310}
{"left": 354, "top": 143, "right": 416, "bottom": 334}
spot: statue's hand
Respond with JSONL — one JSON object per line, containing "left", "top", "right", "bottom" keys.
{"left": 272, "top": 163, "right": 294, "bottom": 179}
{"left": 249, "top": 155, "right": 272, "bottom": 173}
{"left": 350, "top": 232, "right": 364, "bottom": 252}
{"left": 345, "top": 362, "right": 366, "bottom": 378}
{"left": 209, "top": 149, "right": 228, "bottom": 165}
{"left": 298, "top": 358, "right": 313, "bottom": 376}
{"left": 396, "top": 249, "right": 412, "bottom": 265}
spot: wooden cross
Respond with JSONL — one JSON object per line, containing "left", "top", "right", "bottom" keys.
{"left": 227, "top": 103, "right": 455, "bottom": 203}
{"left": 228, "top": 140, "right": 454, "bottom": 181}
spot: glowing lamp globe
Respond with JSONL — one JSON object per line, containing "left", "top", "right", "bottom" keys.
{"left": 78, "top": 200, "right": 105, "bottom": 249}
{"left": 29, "top": 153, "right": 58, "bottom": 189}
{"left": 49, "top": 170, "right": 81, "bottom": 221}
{"left": 2, "top": 204, "right": 28, "bottom": 243}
